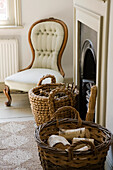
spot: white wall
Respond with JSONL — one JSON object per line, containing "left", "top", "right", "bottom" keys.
{"left": 106, "top": 0, "right": 113, "bottom": 168}
{"left": 0, "top": 0, "right": 73, "bottom": 78}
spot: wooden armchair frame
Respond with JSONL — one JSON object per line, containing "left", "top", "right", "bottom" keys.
{"left": 20, "top": 17, "right": 68, "bottom": 77}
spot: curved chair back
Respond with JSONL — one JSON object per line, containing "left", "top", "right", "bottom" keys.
{"left": 28, "top": 18, "right": 68, "bottom": 77}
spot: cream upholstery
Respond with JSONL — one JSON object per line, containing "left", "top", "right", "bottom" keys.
{"left": 5, "top": 68, "right": 63, "bottom": 91}
{"left": 31, "top": 22, "right": 64, "bottom": 71}
{"left": 4, "top": 18, "right": 68, "bottom": 106}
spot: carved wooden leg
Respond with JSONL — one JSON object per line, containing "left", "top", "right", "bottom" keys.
{"left": 3, "top": 85, "right": 12, "bottom": 106}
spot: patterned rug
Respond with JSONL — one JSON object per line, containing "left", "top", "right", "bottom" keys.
{"left": 0, "top": 120, "right": 42, "bottom": 170}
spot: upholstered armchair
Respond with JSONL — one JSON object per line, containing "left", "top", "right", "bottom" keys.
{"left": 3, "top": 18, "right": 68, "bottom": 106}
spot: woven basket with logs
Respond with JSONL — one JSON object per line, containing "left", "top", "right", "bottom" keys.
{"left": 35, "top": 106, "right": 112, "bottom": 170}
{"left": 29, "top": 74, "right": 79, "bottom": 126}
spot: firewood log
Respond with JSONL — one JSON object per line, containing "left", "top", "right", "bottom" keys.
{"left": 86, "top": 85, "right": 97, "bottom": 121}
{"left": 48, "top": 135, "right": 70, "bottom": 150}
{"left": 72, "top": 137, "right": 94, "bottom": 150}
{"left": 76, "top": 146, "right": 89, "bottom": 151}
{"left": 59, "top": 127, "right": 90, "bottom": 140}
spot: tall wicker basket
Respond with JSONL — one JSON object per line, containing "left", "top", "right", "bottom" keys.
{"left": 35, "top": 106, "right": 112, "bottom": 170}
{"left": 29, "top": 75, "right": 79, "bottom": 126}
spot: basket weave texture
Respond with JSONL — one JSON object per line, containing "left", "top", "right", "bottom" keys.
{"left": 35, "top": 106, "right": 112, "bottom": 170}
{"left": 29, "top": 75, "right": 79, "bottom": 126}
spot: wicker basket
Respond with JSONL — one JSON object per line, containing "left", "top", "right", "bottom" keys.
{"left": 29, "top": 75, "right": 78, "bottom": 126}
{"left": 35, "top": 106, "right": 112, "bottom": 170}
{"left": 65, "top": 83, "right": 79, "bottom": 111}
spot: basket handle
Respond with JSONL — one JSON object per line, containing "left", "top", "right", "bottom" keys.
{"left": 49, "top": 87, "right": 74, "bottom": 116}
{"left": 68, "top": 140, "right": 97, "bottom": 160}
{"left": 37, "top": 74, "right": 56, "bottom": 86}
{"left": 51, "top": 106, "right": 82, "bottom": 127}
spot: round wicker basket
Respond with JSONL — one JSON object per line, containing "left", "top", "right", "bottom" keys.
{"left": 35, "top": 106, "right": 112, "bottom": 170}
{"left": 29, "top": 75, "right": 78, "bottom": 126}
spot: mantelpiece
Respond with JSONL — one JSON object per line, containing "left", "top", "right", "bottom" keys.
{"left": 73, "top": 0, "right": 110, "bottom": 126}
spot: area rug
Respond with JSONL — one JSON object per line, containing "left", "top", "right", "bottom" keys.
{"left": 0, "top": 120, "right": 42, "bottom": 170}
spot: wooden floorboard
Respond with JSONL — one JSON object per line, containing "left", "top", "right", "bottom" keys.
{"left": 0, "top": 92, "right": 33, "bottom": 122}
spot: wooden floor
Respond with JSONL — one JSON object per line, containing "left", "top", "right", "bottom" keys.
{"left": 0, "top": 92, "right": 34, "bottom": 123}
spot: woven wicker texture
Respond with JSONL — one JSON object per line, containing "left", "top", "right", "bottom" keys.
{"left": 35, "top": 106, "right": 112, "bottom": 170}
{"left": 29, "top": 75, "right": 79, "bottom": 126}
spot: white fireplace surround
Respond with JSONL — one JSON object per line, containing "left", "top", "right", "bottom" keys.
{"left": 73, "top": 0, "right": 110, "bottom": 126}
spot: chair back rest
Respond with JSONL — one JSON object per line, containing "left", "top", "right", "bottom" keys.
{"left": 28, "top": 18, "right": 68, "bottom": 77}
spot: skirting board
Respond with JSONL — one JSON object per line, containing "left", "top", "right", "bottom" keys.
{"left": 0, "top": 82, "right": 4, "bottom": 92}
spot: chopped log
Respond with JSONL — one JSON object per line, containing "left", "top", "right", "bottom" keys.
{"left": 48, "top": 135, "right": 70, "bottom": 150}
{"left": 76, "top": 146, "right": 89, "bottom": 151}
{"left": 72, "top": 137, "right": 94, "bottom": 150}
{"left": 59, "top": 127, "right": 90, "bottom": 140}
{"left": 72, "top": 137, "right": 94, "bottom": 143}
{"left": 86, "top": 85, "right": 97, "bottom": 121}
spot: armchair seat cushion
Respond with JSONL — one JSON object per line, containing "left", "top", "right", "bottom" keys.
{"left": 5, "top": 68, "right": 64, "bottom": 92}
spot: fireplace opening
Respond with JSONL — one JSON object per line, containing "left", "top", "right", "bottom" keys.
{"left": 79, "top": 39, "right": 96, "bottom": 120}
{"left": 83, "top": 50, "right": 96, "bottom": 79}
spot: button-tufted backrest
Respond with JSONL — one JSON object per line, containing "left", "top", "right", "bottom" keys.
{"left": 28, "top": 18, "right": 68, "bottom": 77}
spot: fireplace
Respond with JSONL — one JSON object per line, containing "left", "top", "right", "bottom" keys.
{"left": 73, "top": 0, "right": 110, "bottom": 126}
{"left": 79, "top": 23, "right": 97, "bottom": 120}
{"left": 79, "top": 39, "right": 96, "bottom": 120}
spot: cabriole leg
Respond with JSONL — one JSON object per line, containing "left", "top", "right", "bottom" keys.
{"left": 3, "top": 85, "right": 12, "bottom": 106}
